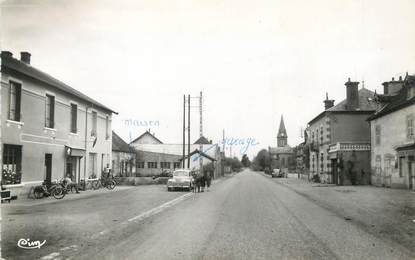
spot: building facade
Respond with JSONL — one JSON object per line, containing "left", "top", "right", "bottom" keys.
{"left": 368, "top": 75, "right": 415, "bottom": 189}
{"left": 112, "top": 131, "right": 136, "bottom": 177}
{"left": 307, "top": 79, "right": 376, "bottom": 184}
{"left": 1, "top": 51, "right": 116, "bottom": 196}
{"left": 269, "top": 115, "right": 294, "bottom": 171}
{"left": 130, "top": 131, "right": 221, "bottom": 178}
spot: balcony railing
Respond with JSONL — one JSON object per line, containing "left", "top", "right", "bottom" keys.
{"left": 328, "top": 142, "right": 371, "bottom": 153}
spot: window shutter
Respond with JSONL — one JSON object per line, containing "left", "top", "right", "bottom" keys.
{"left": 50, "top": 96, "right": 55, "bottom": 128}
{"left": 15, "top": 85, "right": 21, "bottom": 121}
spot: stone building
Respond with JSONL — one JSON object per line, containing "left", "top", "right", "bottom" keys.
{"left": 307, "top": 78, "right": 377, "bottom": 184}
{"left": 269, "top": 115, "right": 294, "bottom": 171}
{"left": 112, "top": 131, "right": 136, "bottom": 177}
{"left": 1, "top": 51, "right": 116, "bottom": 196}
{"left": 368, "top": 74, "right": 415, "bottom": 189}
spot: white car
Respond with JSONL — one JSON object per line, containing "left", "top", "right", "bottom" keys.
{"left": 167, "top": 169, "right": 194, "bottom": 191}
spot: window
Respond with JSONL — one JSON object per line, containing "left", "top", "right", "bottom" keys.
{"left": 105, "top": 115, "right": 110, "bottom": 139}
{"left": 8, "top": 81, "right": 21, "bottom": 121}
{"left": 137, "top": 162, "right": 145, "bottom": 168}
{"left": 45, "top": 94, "right": 55, "bottom": 128}
{"left": 160, "top": 162, "right": 171, "bottom": 169}
{"left": 173, "top": 162, "right": 181, "bottom": 169}
{"left": 399, "top": 156, "right": 405, "bottom": 177}
{"left": 375, "top": 125, "right": 381, "bottom": 145}
{"left": 91, "top": 111, "right": 97, "bottom": 136}
{"left": 147, "top": 162, "right": 158, "bottom": 168}
{"left": 70, "top": 104, "right": 77, "bottom": 133}
{"left": 2, "top": 145, "right": 22, "bottom": 184}
{"left": 320, "top": 126, "right": 324, "bottom": 143}
{"left": 407, "top": 115, "right": 414, "bottom": 139}
{"left": 375, "top": 155, "right": 381, "bottom": 176}
{"left": 89, "top": 153, "right": 97, "bottom": 178}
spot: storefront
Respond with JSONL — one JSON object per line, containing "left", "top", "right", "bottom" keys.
{"left": 65, "top": 146, "right": 85, "bottom": 184}
{"left": 396, "top": 143, "right": 415, "bottom": 190}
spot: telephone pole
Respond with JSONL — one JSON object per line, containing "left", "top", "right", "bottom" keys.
{"left": 182, "top": 95, "right": 186, "bottom": 168}
{"left": 187, "top": 94, "right": 191, "bottom": 168}
{"left": 199, "top": 91, "right": 203, "bottom": 176}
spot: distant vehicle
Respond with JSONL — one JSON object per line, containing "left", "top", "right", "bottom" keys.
{"left": 271, "top": 168, "right": 283, "bottom": 178}
{"left": 167, "top": 169, "right": 193, "bottom": 191}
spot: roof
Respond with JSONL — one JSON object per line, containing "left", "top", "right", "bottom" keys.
{"left": 368, "top": 75, "right": 415, "bottom": 121}
{"left": 194, "top": 136, "right": 211, "bottom": 144}
{"left": 278, "top": 115, "right": 287, "bottom": 137}
{"left": 1, "top": 54, "right": 117, "bottom": 114}
{"left": 179, "top": 149, "right": 216, "bottom": 162}
{"left": 130, "top": 131, "right": 164, "bottom": 144}
{"left": 112, "top": 131, "right": 134, "bottom": 153}
{"left": 309, "top": 88, "right": 376, "bottom": 125}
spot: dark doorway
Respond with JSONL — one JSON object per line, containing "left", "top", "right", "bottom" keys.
{"left": 409, "top": 156, "right": 414, "bottom": 189}
{"left": 45, "top": 154, "right": 52, "bottom": 184}
{"left": 331, "top": 159, "right": 338, "bottom": 185}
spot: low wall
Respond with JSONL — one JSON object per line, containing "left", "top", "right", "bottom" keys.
{"left": 115, "top": 177, "right": 169, "bottom": 186}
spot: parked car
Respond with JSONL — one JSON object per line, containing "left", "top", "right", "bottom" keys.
{"left": 271, "top": 168, "right": 283, "bottom": 178}
{"left": 167, "top": 169, "right": 194, "bottom": 191}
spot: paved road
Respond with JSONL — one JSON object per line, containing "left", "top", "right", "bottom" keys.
{"left": 3, "top": 170, "right": 414, "bottom": 259}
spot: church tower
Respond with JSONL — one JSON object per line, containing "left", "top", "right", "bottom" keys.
{"left": 277, "top": 115, "right": 288, "bottom": 147}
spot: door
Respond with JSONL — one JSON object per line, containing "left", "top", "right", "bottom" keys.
{"left": 45, "top": 154, "right": 52, "bottom": 184}
{"left": 409, "top": 156, "right": 414, "bottom": 189}
{"left": 331, "top": 159, "right": 338, "bottom": 185}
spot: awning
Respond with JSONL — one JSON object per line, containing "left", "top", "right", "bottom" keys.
{"left": 65, "top": 146, "right": 85, "bottom": 157}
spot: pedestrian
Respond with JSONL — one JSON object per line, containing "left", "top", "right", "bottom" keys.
{"left": 206, "top": 173, "right": 211, "bottom": 191}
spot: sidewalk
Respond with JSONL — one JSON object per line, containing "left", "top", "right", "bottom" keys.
{"left": 273, "top": 176, "right": 415, "bottom": 253}
{"left": 2, "top": 186, "right": 134, "bottom": 207}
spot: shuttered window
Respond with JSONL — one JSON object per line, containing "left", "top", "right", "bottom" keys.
{"left": 70, "top": 104, "right": 77, "bottom": 133}
{"left": 45, "top": 94, "right": 55, "bottom": 128}
{"left": 8, "top": 81, "right": 21, "bottom": 121}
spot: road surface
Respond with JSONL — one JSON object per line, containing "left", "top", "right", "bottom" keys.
{"left": 2, "top": 169, "right": 414, "bottom": 259}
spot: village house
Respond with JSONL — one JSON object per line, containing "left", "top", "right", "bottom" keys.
{"left": 269, "top": 115, "right": 294, "bottom": 172}
{"left": 130, "top": 131, "right": 222, "bottom": 178}
{"left": 368, "top": 74, "right": 415, "bottom": 189}
{"left": 1, "top": 51, "right": 116, "bottom": 197}
{"left": 112, "top": 131, "right": 136, "bottom": 177}
{"left": 307, "top": 78, "right": 376, "bottom": 185}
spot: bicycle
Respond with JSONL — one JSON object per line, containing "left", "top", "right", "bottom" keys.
{"left": 92, "top": 177, "right": 116, "bottom": 190}
{"left": 33, "top": 180, "right": 68, "bottom": 199}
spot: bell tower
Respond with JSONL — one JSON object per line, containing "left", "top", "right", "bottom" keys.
{"left": 277, "top": 115, "right": 287, "bottom": 147}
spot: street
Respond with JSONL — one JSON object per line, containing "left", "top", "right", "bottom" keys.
{"left": 2, "top": 170, "right": 414, "bottom": 260}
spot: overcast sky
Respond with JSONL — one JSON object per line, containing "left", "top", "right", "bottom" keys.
{"left": 1, "top": 0, "right": 415, "bottom": 158}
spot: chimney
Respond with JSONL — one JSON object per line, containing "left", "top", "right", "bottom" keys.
{"left": 1, "top": 51, "right": 13, "bottom": 59}
{"left": 382, "top": 76, "right": 404, "bottom": 96}
{"left": 345, "top": 78, "right": 359, "bottom": 110}
{"left": 323, "top": 92, "right": 335, "bottom": 110}
{"left": 20, "top": 52, "right": 31, "bottom": 64}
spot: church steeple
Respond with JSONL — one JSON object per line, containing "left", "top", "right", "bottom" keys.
{"left": 277, "top": 115, "right": 287, "bottom": 147}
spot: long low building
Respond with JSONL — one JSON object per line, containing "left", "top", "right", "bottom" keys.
{"left": 1, "top": 51, "right": 116, "bottom": 197}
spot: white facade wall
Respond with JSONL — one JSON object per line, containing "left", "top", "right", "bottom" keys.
{"left": 370, "top": 104, "right": 415, "bottom": 188}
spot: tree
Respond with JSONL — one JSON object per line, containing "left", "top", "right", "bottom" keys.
{"left": 251, "top": 149, "right": 271, "bottom": 171}
{"left": 241, "top": 154, "right": 251, "bottom": 167}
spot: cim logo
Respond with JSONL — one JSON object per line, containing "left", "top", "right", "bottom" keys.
{"left": 17, "top": 238, "right": 46, "bottom": 249}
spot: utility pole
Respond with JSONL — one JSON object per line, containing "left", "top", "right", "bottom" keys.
{"left": 199, "top": 91, "right": 203, "bottom": 176}
{"left": 182, "top": 95, "right": 186, "bottom": 168}
{"left": 187, "top": 94, "right": 190, "bottom": 168}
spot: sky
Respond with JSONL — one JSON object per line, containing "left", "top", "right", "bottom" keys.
{"left": 1, "top": 0, "right": 415, "bottom": 159}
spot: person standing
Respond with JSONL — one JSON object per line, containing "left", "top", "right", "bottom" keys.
{"left": 206, "top": 172, "right": 212, "bottom": 191}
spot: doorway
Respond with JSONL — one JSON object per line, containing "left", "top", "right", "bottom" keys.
{"left": 331, "top": 159, "right": 338, "bottom": 185}
{"left": 409, "top": 156, "right": 414, "bottom": 189}
{"left": 45, "top": 154, "right": 52, "bottom": 184}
